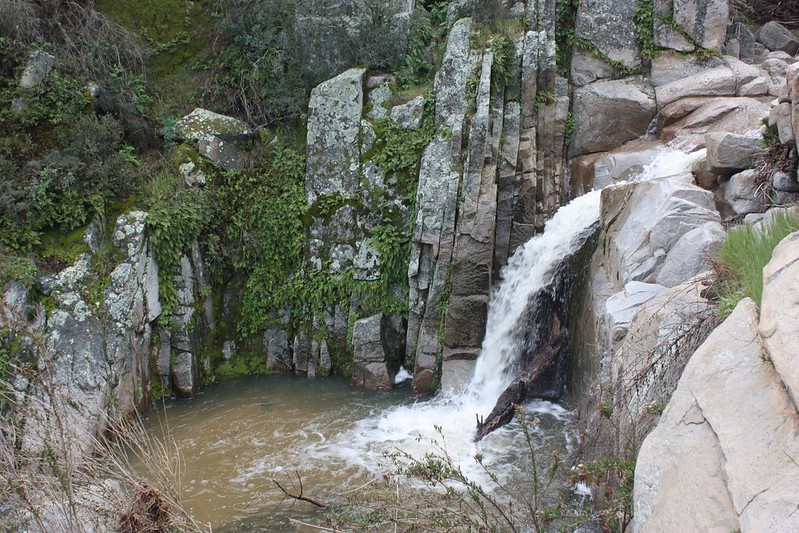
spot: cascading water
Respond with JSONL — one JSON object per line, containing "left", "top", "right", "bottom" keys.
{"left": 141, "top": 145, "right": 708, "bottom": 529}
{"left": 320, "top": 145, "right": 708, "bottom": 473}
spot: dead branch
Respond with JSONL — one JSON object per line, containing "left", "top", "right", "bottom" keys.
{"left": 273, "top": 472, "right": 328, "bottom": 509}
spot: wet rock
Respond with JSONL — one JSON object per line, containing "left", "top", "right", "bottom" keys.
{"left": 265, "top": 328, "right": 291, "bottom": 372}
{"left": 351, "top": 313, "right": 403, "bottom": 391}
{"left": 705, "top": 131, "right": 764, "bottom": 175}
{"left": 172, "top": 351, "right": 197, "bottom": 396}
{"left": 756, "top": 21, "right": 799, "bottom": 56}
{"left": 19, "top": 50, "right": 54, "bottom": 89}
{"left": 600, "top": 175, "right": 722, "bottom": 285}
{"left": 569, "top": 78, "right": 656, "bottom": 157}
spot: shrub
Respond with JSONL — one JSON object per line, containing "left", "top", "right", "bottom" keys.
{"left": 714, "top": 210, "right": 799, "bottom": 317}
{"left": 731, "top": 0, "right": 799, "bottom": 27}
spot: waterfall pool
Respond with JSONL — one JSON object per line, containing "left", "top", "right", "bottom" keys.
{"left": 141, "top": 375, "right": 574, "bottom": 530}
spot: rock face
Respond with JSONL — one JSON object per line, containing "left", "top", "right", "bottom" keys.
{"left": 351, "top": 313, "right": 404, "bottom": 390}
{"left": 634, "top": 294, "right": 799, "bottom": 532}
{"left": 9, "top": 210, "right": 214, "bottom": 469}
{"left": 571, "top": 173, "right": 725, "bottom": 461}
{"left": 20, "top": 214, "right": 160, "bottom": 464}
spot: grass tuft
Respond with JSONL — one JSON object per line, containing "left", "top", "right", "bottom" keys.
{"left": 714, "top": 210, "right": 799, "bottom": 317}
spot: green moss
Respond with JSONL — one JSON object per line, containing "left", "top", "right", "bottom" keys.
{"left": 37, "top": 225, "right": 90, "bottom": 265}
{"left": 96, "top": 0, "right": 211, "bottom": 80}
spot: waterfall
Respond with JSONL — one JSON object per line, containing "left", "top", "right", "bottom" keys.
{"left": 468, "top": 189, "right": 601, "bottom": 404}
{"left": 313, "top": 145, "right": 706, "bottom": 479}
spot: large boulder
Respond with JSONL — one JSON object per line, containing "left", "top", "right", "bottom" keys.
{"left": 657, "top": 97, "right": 770, "bottom": 147}
{"left": 705, "top": 131, "right": 764, "bottom": 175}
{"left": 760, "top": 231, "right": 799, "bottom": 409}
{"left": 649, "top": 52, "right": 720, "bottom": 87}
{"left": 600, "top": 175, "right": 723, "bottom": 286}
{"left": 569, "top": 78, "right": 656, "bottom": 157}
{"left": 174, "top": 108, "right": 251, "bottom": 143}
{"left": 174, "top": 108, "right": 252, "bottom": 170}
{"left": 755, "top": 21, "right": 799, "bottom": 55}
{"left": 633, "top": 297, "right": 799, "bottom": 532}
{"left": 654, "top": 66, "right": 736, "bottom": 109}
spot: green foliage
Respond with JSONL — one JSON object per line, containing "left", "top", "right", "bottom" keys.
{"left": 564, "top": 111, "right": 575, "bottom": 146}
{"left": 367, "top": 95, "right": 435, "bottom": 194}
{"left": 490, "top": 34, "right": 515, "bottom": 88}
{"left": 0, "top": 42, "right": 145, "bottom": 257}
{"left": 714, "top": 211, "right": 799, "bottom": 317}
{"left": 633, "top": 0, "right": 657, "bottom": 60}
{"left": 214, "top": 352, "right": 267, "bottom": 377}
{"left": 144, "top": 172, "right": 213, "bottom": 323}
{"left": 0, "top": 254, "right": 37, "bottom": 288}
{"left": 96, "top": 0, "right": 210, "bottom": 80}
{"left": 396, "top": 4, "right": 449, "bottom": 89}
{"left": 555, "top": 0, "right": 580, "bottom": 75}
{"left": 206, "top": 144, "right": 306, "bottom": 335}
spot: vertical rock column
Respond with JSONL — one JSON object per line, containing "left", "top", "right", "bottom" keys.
{"left": 407, "top": 18, "right": 478, "bottom": 393}
{"left": 303, "top": 67, "right": 387, "bottom": 377}
{"left": 443, "top": 47, "right": 501, "bottom": 377}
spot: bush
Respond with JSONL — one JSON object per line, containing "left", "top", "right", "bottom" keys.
{"left": 714, "top": 210, "right": 799, "bottom": 317}
{"left": 731, "top": 0, "right": 799, "bottom": 27}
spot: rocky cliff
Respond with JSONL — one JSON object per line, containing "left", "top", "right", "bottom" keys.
{"left": 3, "top": 1, "right": 799, "bottom": 529}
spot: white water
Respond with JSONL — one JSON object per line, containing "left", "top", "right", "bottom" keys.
{"left": 313, "top": 144, "right": 705, "bottom": 480}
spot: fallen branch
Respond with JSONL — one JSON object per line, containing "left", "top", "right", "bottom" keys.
{"left": 273, "top": 471, "right": 328, "bottom": 509}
